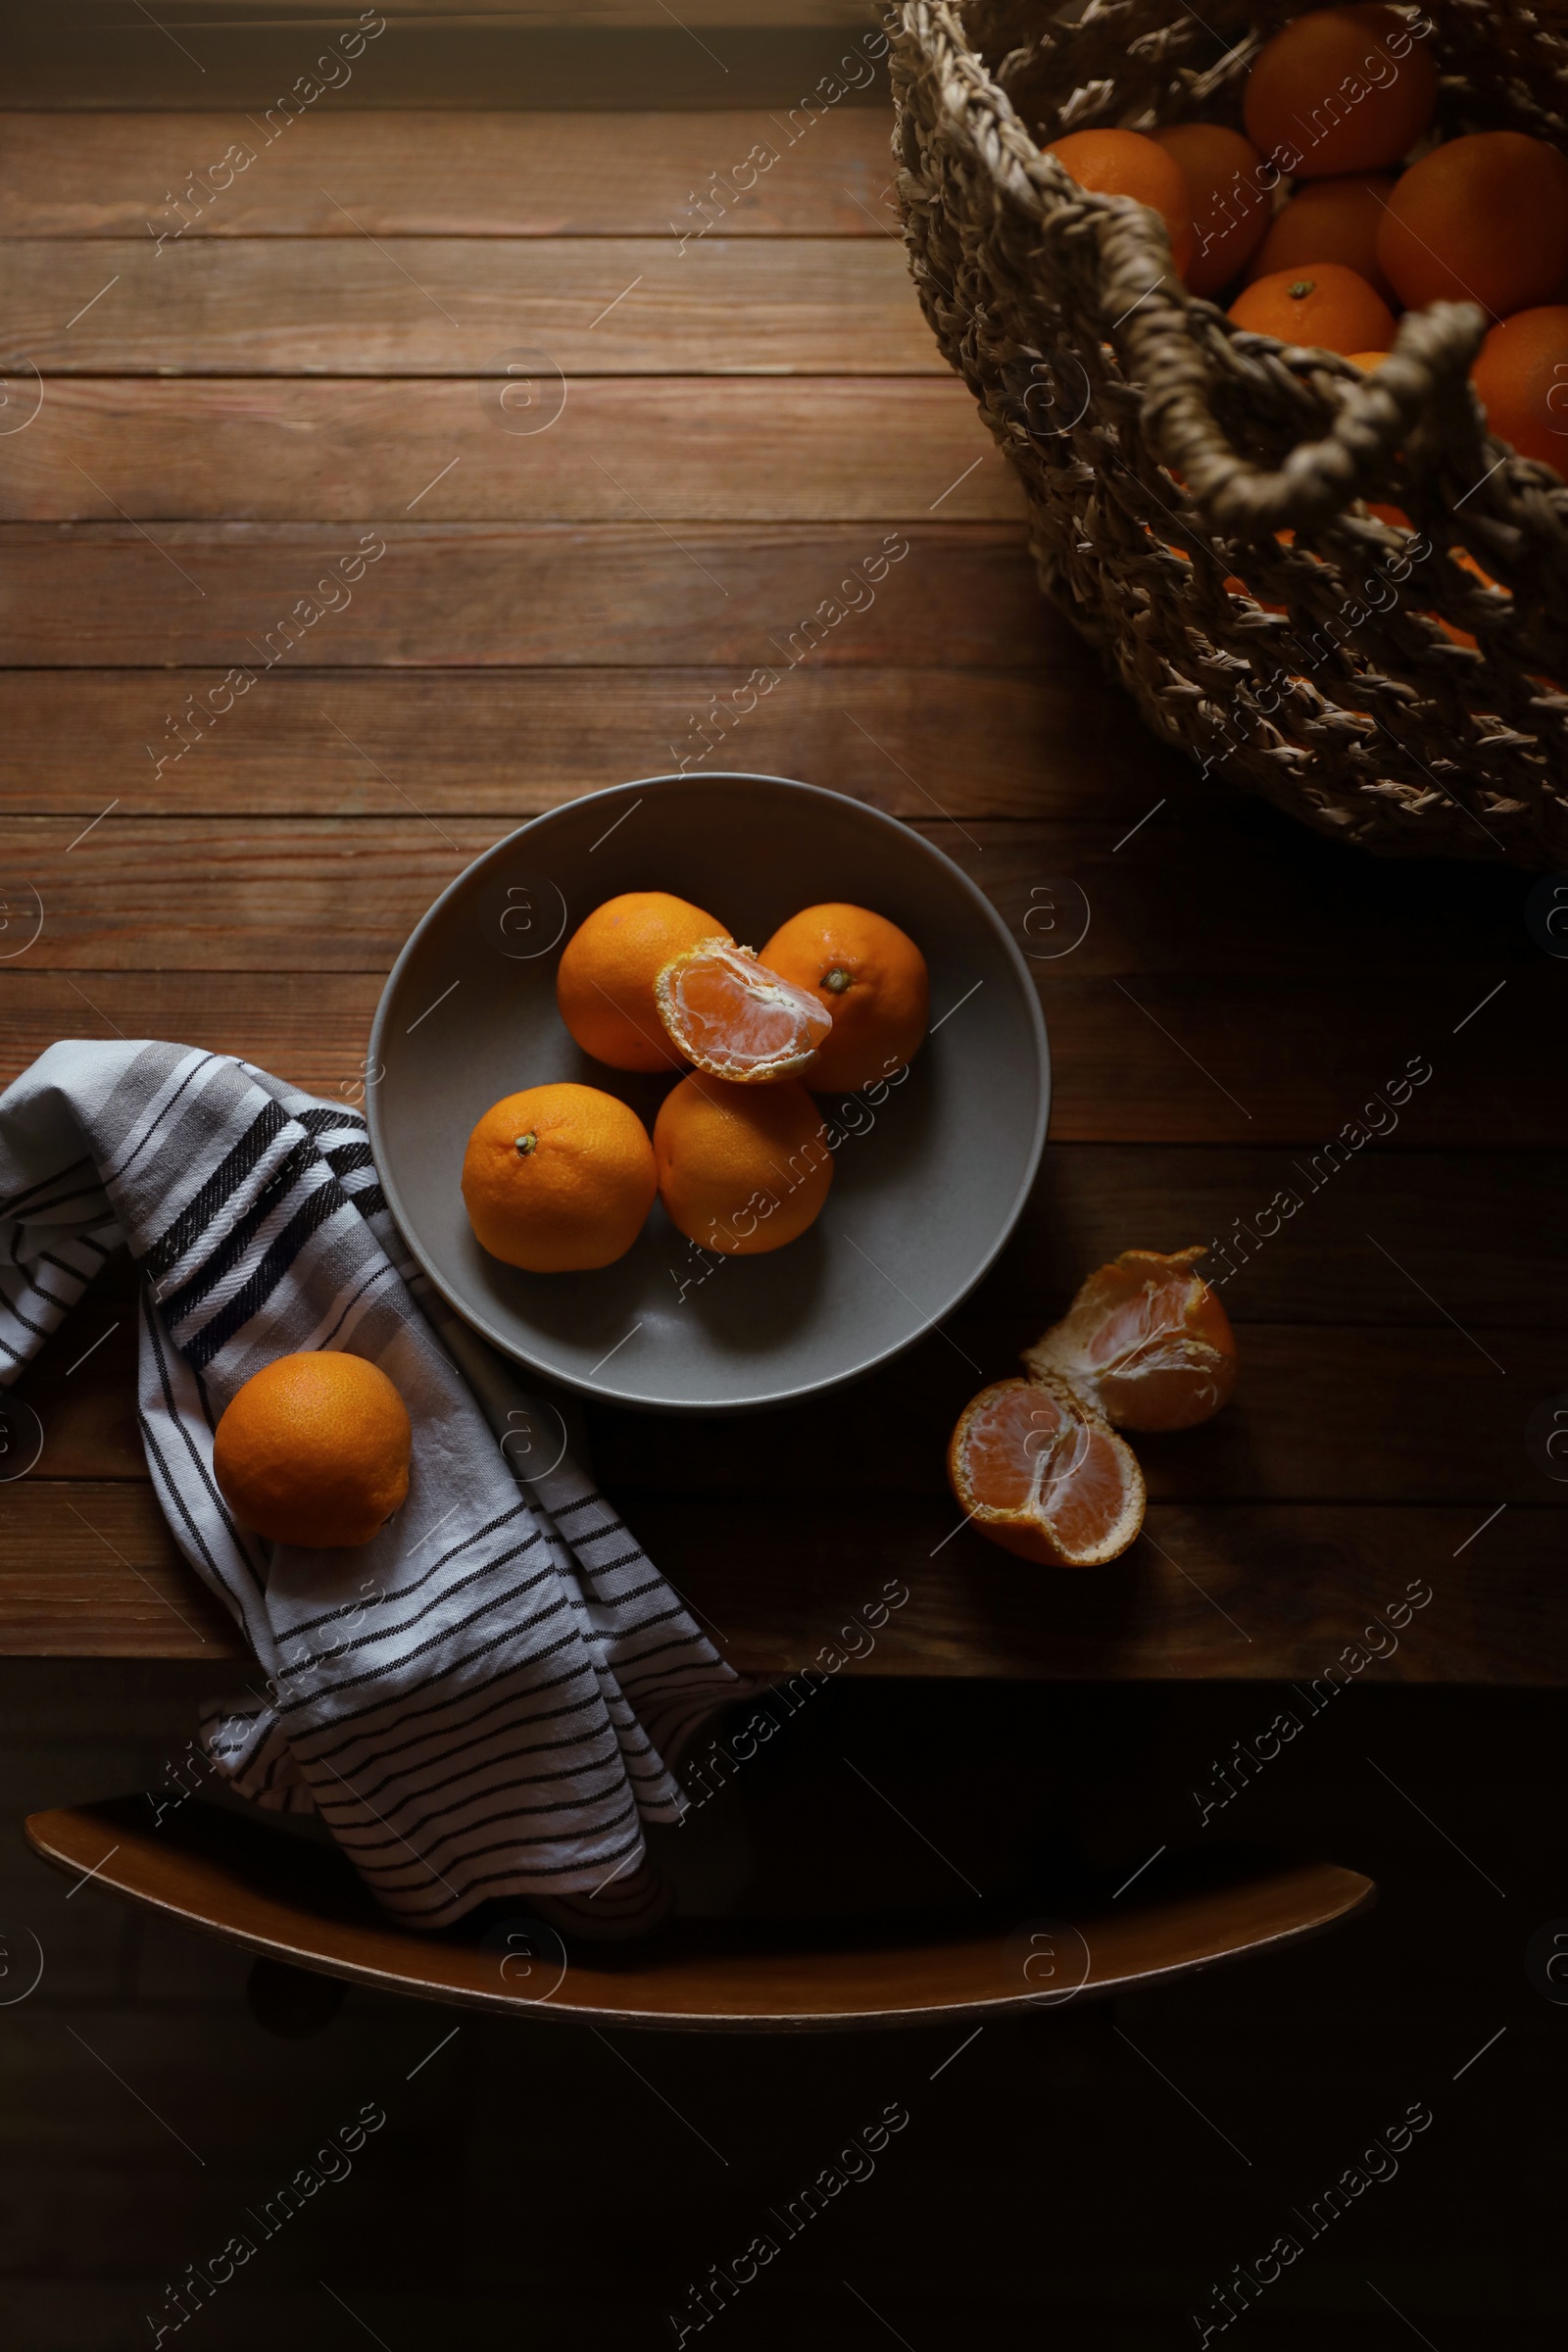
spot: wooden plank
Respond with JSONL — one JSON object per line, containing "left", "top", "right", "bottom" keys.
{"left": 199, "top": 3, "right": 881, "bottom": 18}
{"left": 1036, "top": 970, "right": 1556, "bottom": 1145}
{"left": 14, "top": 1269, "right": 1549, "bottom": 1500}
{"left": 0, "top": 812, "right": 1542, "bottom": 983}
{"left": 0, "top": 111, "right": 897, "bottom": 239}
{"left": 2, "top": 379, "right": 1006, "bottom": 523}
{"left": 0, "top": 522, "right": 1047, "bottom": 667}
{"left": 0, "top": 667, "right": 1165, "bottom": 821}
{"left": 0, "top": 966, "right": 1555, "bottom": 1143}
{"left": 5, "top": 238, "right": 937, "bottom": 374}
{"left": 14, "top": 1157, "right": 1559, "bottom": 1487}
{"left": 0, "top": 1485, "right": 240, "bottom": 1658}
{"left": 654, "top": 1495, "right": 1558, "bottom": 1682}
{"left": 0, "top": 24, "right": 896, "bottom": 113}
{"left": 0, "top": 1481, "right": 1548, "bottom": 1679}
{"left": 590, "top": 1324, "right": 1550, "bottom": 1503}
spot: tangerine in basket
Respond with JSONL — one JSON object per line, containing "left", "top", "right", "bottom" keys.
{"left": 654, "top": 938, "right": 832, "bottom": 1083}
{"left": 759, "top": 904, "right": 929, "bottom": 1094}
{"left": 214, "top": 1351, "right": 411, "bottom": 1549}
{"left": 1428, "top": 543, "right": 1508, "bottom": 651}
{"left": 1472, "top": 306, "right": 1568, "bottom": 474}
{"left": 557, "top": 891, "right": 727, "bottom": 1072}
{"left": 1023, "top": 1246, "right": 1238, "bottom": 1432}
{"left": 654, "top": 1073, "right": 831, "bottom": 1255}
{"left": 1044, "top": 127, "right": 1195, "bottom": 281}
{"left": 1348, "top": 349, "right": 1393, "bottom": 369}
{"left": 1250, "top": 174, "right": 1399, "bottom": 305}
{"left": 1152, "top": 123, "right": 1271, "bottom": 298}
{"left": 462, "top": 1082, "right": 657, "bottom": 1272}
{"left": 1376, "top": 133, "right": 1568, "bottom": 319}
{"left": 1229, "top": 263, "right": 1395, "bottom": 356}
{"left": 1244, "top": 4, "right": 1438, "bottom": 179}
{"left": 948, "top": 1373, "right": 1146, "bottom": 1569}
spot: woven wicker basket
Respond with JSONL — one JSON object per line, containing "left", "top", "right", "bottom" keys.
{"left": 892, "top": 0, "right": 1568, "bottom": 863}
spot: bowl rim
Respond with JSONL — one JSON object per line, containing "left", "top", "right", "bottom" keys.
{"left": 367, "top": 770, "right": 1052, "bottom": 1411}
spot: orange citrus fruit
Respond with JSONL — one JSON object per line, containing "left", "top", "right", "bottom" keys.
{"left": 1250, "top": 173, "right": 1399, "bottom": 304}
{"left": 653, "top": 1074, "right": 831, "bottom": 1255}
{"left": 557, "top": 891, "right": 727, "bottom": 1072}
{"left": 1426, "top": 543, "right": 1507, "bottom": 650}
{"left": 1376, "top": 133, "right": 1568, "bottom": 319}
{"left": 1044, "top": 127, "right": 1195, "bottom": 281}
{"left": 1472, "top": 305, "right": 1568, "bottom": 474}
{"left": 1244, "top": 5, "right": 1438, "bottom": 179}
{"left": 654, "top": 938, "right": 832, "bottom": 1083}
{"left": 759, "top": 904, "right": 930, "bottom": 1094}
{"left": 214, "top": 1352, "right": 411, "bottom": 1550}
{"left": 1153, "top": 122, "right": 1271, "bottom": 297}
{"left": 948, "top": 1373, "right": 1146, "bottom": 1569}
{"left": 1348, "top": 349, "right": 1393, "bottom": 369}
{"left": 462, "top": 1082, "right": 657, "bottom": 1272}
{"left": 1229, "top": 263, "right": 1396, "bottom": 355}
{"left": 1023, "top": 1245, "right": 1238, "bottom": 1432}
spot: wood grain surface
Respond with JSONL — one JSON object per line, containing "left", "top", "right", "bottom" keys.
{"left": 1, "top": 97, "right": 1562, "bottom": 1676}
{"left": 0, "top": 522, "right": 1045, "bottom": 665}
{"left": 2, "top": 379, "right": 1006, "bottom": 521}
{"left": 0, "top": 110, "right": 899, "bottom": 237}
{"left": 6, "top": 238, "right": 934, "bottom": 372}
{"left": 1, "top": 1478, "right": 1544, "bottom": 1678}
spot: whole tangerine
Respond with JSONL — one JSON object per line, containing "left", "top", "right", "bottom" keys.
{"left": 1472, "top": 306, "right": 1568, "bottom": 475}
{"left": 462, "top": 1081, "right": 657, "bottom": 1272}
{"left": 1376, "top": 132, "right": 1568, "bottom": 319}
{"left": 213, "top": 1351, "right": 411, "bottom": 1550}
{"left": 1229, "top": 262, "right": 1396, "bottom": 355}
{"left": 1250, "top": 173, "right": 1399, "bottom": 304}
{"left": 1152, "top": 122, "right": 1272, "bottom": 297}
{"left": 1045, "top": 127, "right": 1195, "bottom": 281}
{"left": 1244, "top": 4, "right": 1439, "bottom": 179}
{"left": 654, "top": 1074, "right": 831, "bottom": 1255}
{"left": 557, "top": 891, "right": 727, "bottom": 1071}
{"left": 758, "top": 904, "right": 929, "bottom": 1094}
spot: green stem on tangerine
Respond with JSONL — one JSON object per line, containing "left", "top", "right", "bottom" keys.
{"left": 514, "top": 1132, "right": 538, "bottom": 1156}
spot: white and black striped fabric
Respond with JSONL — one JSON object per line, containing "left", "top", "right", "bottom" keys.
{"left": 0, "top": 1041, "right": 747, "bottom": 1935}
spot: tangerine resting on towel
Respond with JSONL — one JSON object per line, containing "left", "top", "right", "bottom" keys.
{"left": 213, "top": 1350, "right": 412, "bottom": 1549}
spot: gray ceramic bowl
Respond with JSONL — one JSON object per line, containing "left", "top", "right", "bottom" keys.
{"left": 368, "top": 773, "right": 1050, "bottom": 1412}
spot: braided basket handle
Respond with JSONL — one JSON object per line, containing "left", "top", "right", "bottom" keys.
{"left": 1095, "top": 207, "right": 1489, "bottom": 538}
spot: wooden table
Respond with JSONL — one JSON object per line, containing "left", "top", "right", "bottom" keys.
{"left": 2, "top": 80, "right": 1562, "bottom": 1686}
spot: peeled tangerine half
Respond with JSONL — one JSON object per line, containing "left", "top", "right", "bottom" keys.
{"left": 655, "top": 938, "right": 832, "bottom": 1083}
{"left": 1024, "top": 1245, "right": 1238, "bottom": 1434}
{"left": 949, "top": 1373, "right": 1146, "bottom": 1570}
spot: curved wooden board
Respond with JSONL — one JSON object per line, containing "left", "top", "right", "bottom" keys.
{"left": 24, "top": 1797, "right": 1376, "bottom": 2033}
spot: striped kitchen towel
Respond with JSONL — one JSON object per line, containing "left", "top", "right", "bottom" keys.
{"left": 0, "top": 1040, "right": 747, "bottom": 1935}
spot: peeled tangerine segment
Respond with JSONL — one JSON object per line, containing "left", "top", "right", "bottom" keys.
{"left": 949, "top": 1374, "right": 1146, "bottom": 1570}
{"left": 655, "top": 938, "right": 832, "bottom": 1083}
{"left": 1024, "top": 1245, "right": 1238, "bottom": 1433}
